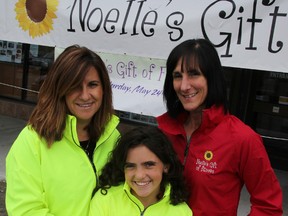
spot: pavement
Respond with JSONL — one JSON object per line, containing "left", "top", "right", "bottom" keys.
{"left": 0, "top": 115, "right": 26, "bottom": 180}
{"left": 0, "top": 114, "right": 287, "bottom": 215}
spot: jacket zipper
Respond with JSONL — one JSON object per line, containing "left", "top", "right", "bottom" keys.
{"left": 124, "top": 190, "right": 163, "bottom": 216}
{"left": 70, "top": 119, "right": 98, "bottom": 179}
{"left": 183, "top": 136, "right": 191, "bottom": 166}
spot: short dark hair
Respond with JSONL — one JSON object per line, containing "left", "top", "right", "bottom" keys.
{"left": 163, "top": 38, "right": 228, "bottom": 118}
{"left": 97, "top": 126, "right": 189, "bottom": 205}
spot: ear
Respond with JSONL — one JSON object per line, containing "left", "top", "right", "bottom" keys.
{"left": 164, "top": 164, "right": 170, "bottom": 173}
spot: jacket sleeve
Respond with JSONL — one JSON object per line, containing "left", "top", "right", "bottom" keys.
{"left": 239, "top": 133, "right": 283, "bottom": 215}
{"left": 6, "top": 127, "right": 54, "bottom": 216}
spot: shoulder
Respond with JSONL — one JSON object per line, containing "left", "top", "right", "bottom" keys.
{"left": 109, "top": 114, "right": 120, "bottom": 126}
{"left": 221, "top": 114, "right": 261, "bottom": 140}
{"left": 98, "top": 115, "right": 120, "bottom": 142}
{"left": 174, "top": 202, "right": 193, "bottom": 216}
{"left": 93, "top": 185, "right": 123, "bottom": 199}
{"left": 8, "top": 125, "right": 42, "bottom": 153}
{"left": 6, "top": 125, "right": 44, "bottom": 170}
{"left": 156, "top": 112, "right": 186, "bottom": 135}
{"left": 157, "top": 201, "right": 192, "bottom": 216}
{"left": 220, "top": 115, "right": 266, "bottom": 156}
{"left": 157, "top": 112, "right": 180, "bottom": 125}
{"left": 104, "top": 114, "right": 120, "bottom": 135}
{"left": 19, "top": 125, "right": 38, "bottom": 137}
{"left": 91, "top": 185, "right": 124, "bottom": 207}
{"left": 161, "top": 185, "right": 192, "bottom": 215}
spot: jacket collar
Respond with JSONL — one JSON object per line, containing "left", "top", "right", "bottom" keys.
{"left": 63, "top": 114, "right": 119, "bottom": 146}
{"left": 157, "top": 105, "right": 226, "bottom": 135}
{"left": 123, "top": 181, "right": 171, "bottom": 208}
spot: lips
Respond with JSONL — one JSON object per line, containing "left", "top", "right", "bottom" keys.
{"left": 76, "top": 102, "right": 93, "bottom": 108}
{"left": 182, "top": 91, "right": 198, "bottom": 98}
{"left": 134, "top": 181, "right": 151, "bottom": 186}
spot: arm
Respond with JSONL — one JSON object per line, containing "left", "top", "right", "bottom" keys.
{"left": 240, "top": 134, "right": 283, "bottom": 215}
{"left": 6, "top": 127, "right": 54, "bottom": 216}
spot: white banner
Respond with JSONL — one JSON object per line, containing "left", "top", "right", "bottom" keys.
{"left": 1, "top": 0, "right": 288, "bottom": 73}
{"left": 2, "top": 0, "right": 288, "bottom": 116}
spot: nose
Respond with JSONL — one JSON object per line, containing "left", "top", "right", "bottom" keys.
{"left": 180, "top": 74, "right": 191, "bottom": 91}
{"left": 134, "top": 167, "right": 146, "bottom": 179}
{"left": 79, "top": 86, "right": 90, "bottom": 100}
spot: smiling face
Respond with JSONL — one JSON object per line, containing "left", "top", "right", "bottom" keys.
{"left": 65, "top": 67, "right": 103, "bottom": 126}
{"left": 172, "top": 58, "right": 208, "bottom": 112}
{"left": 124, "top": 145, "right": 167, "bottom": 207}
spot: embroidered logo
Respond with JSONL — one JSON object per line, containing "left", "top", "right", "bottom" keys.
{"left": 204, "top": 150, "right": 213, "bottom": 161}
{"left": 195, "top": 150, "right": 217, "bottom": 174}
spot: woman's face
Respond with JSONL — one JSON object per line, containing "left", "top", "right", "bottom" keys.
{"left": 124, "top": 145, "right": 168, "bottom": 207}
{"left": 172, "top": 58, "right": 208, "bottom": 112}
{"left": 65, "top": 67, "right": 103, "bottom": 126}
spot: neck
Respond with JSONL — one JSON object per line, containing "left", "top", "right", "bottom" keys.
{"left": 135, "top": 194, "right": 158, "bottom": 209}
{"left": 184, "top": 109, "right": 202, "bottom": 137}
{"left": 77, "top": 123, "right": 89, "bottom": 141}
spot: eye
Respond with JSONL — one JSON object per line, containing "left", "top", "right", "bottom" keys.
{"left": 124, "top": 163, "right": 135, "bottom": 170}
{"left": 172, "top": 71, "right": 182, "bottom": 79}
{"left": 88, "top": 81, "right": 100, "bottom": 88}
{"left": 187, "top": 69, "right": 201, "bottom": 77}
{"left": 143, "top": 161, "right": 156, "bottom": 168}
{"left": 69, "top": 85, "right": 81, "bottom": 93}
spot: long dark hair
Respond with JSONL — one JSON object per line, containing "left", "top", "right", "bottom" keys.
{"left": 163, "top": 38, "right": 228, "bottom": 118}
{"left": 97, "top": 126, "right": 189, "bottom": 205}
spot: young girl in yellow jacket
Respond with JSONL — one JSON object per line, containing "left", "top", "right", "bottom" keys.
{"left": 89, "top": 126, "right": 192, "bottom": 216}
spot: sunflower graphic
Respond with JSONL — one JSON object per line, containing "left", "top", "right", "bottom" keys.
{"left": 15, "top": 0, "right": 59, "bottom": 38}
{"left": 204, "top": 150, "right": 213, "bottom": 161}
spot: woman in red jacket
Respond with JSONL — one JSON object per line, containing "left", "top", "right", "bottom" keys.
{"left": 157, "top": 38, "right": 283, "bottom": 215}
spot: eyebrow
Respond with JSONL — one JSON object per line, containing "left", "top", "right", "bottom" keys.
{"left": 143, "top": 161, "right": 157, "bottom": 165}
{"left": 124, "top": 161, "right": 157, "bottom": 166}
{"left": 90, "top": 80, "right": 101, "bottom": 83}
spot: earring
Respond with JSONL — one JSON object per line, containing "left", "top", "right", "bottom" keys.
{"left": 164, "top": 166, "right": 169, "bottom": 173}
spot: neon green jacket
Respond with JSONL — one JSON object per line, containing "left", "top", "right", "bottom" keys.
{"left": 6, "top": 114, "right": 120, "bottom": 216}
{"left": 89, "top": 182, "right": 193, "bottom": 216}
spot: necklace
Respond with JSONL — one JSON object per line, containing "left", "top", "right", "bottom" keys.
{"left": 80, "top": 140, "right": 91, "bottom": 156}
{"left": 84, "top": 140, "right": 90, "bottom": 156}
{"left": 80, "top": 139, "right": 96, "bottom": 161}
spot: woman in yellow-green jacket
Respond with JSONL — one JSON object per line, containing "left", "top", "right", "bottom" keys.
{"left": 6, "top": 45, "right": 120, "bottom": 216}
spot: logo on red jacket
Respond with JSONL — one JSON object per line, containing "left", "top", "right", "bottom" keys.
{"left": 195, "top": 150, "right": 217, "bottom": 174}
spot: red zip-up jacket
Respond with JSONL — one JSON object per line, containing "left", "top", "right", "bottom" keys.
{"left": 157, "top": 105, "right": 283, "bottom": 216}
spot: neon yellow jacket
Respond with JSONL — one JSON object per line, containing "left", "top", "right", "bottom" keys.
{"left": 89, "top": 182, "right": 193, "bottom": 216}
{"left": 6, "top": 114, "right": 120, "bottom": 216}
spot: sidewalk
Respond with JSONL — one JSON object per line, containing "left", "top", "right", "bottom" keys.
{"left": 0, "top": 115, "right": 26, "bottom": 180}
{"left": 0, "top": 115, "right": 26, "bottom": 215}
